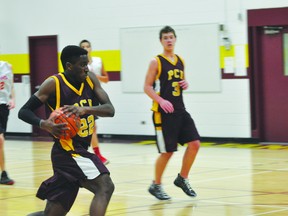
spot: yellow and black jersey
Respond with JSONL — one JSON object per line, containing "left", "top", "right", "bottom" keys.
{"left": 152, "top": 54, "right": 185, "bottom": 113}
{"left": 45, "top": 73, "right": 99, "bottom": 150}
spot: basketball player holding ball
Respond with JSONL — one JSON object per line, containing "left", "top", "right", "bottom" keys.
{"left": 18, "top": 45, "right": 115, "bottom": 216}
{"left": 49, "top": 107, "right": 80, "bottom": 140}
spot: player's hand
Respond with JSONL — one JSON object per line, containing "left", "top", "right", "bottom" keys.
{"left": 62, "top": 105, "right": 84, "bottom": 117}
{"left": 7, "top": 99, "right": 15, "bottom": 110}
{"left": 159, "top": 99, "right": 174, "bottom": 113}
{"left": 179, "top": 80, "right": 189, "bottom": 90}
{"left": 40, "top": 116, "right": 68, "bottom": 138}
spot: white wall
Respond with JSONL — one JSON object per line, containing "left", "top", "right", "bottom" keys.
{"left": 2, "top": 0, "right": 288, "bottom": 138}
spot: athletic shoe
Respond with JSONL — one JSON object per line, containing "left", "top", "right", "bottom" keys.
{"left": 0, "top": 171, "right": 15, "bottom": 185}
{"left": 148, "top": 182, "right": 171, "bottom": 200}
{"left": 99, "top": 155, "right": 110, "bottom": 165}
{"left": 174, "top": 173, "right": 197, "bottom": 197}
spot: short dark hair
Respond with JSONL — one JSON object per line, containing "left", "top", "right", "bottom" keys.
{"left": 79, "top": 39, "right": 91, "bottom": 47}
{"left": 159, "top": 26, "right": 177, "bottom": 39}
{"left": 60, "top": 45, "right": 87, "bottom": 70}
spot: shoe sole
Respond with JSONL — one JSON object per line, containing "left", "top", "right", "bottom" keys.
{"left": 0, "top": 181, "right": 15, "bottom": 185}
{"left": 148, "top": 188, "right": 171, "bottom": 200}
{"left": 174, "top": 181, "right": 197, "bottom": 197}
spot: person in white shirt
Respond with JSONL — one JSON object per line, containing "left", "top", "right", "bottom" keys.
{"left": 0, "top": 61, "right": 15, "bottom": 185}
{"left": 79, "top": 40, "right": 110, "bottom": 165}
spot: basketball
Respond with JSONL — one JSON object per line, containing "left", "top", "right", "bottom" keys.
{"left": 50, "top": 108, "right": 81, "bottom": 140}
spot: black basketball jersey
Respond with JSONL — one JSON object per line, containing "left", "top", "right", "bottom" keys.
{"left": 45, "top": 73, "right": 99, "bottom": 150}
{"left": 152, "top": 54, "right": 185, "bottom": 113}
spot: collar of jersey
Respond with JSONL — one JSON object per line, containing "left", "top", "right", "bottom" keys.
{"left": 59, "top": 73, "right": 84, "bottom": 95}
{"left": 160, "top": 54, "right": 178, "bottom": 66}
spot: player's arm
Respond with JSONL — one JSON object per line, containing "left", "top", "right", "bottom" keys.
{"left": 18, "top": 77, "right": 68, "bottom": 136}
{"left": 178, "top": 56, "right": 189, "bottom": 90}
{"left": 96, "top": 61, "right": 109, "bottom": 83}
{"left": 8, "top": 79, "right": 16, "bottom": 110}
{"left": 63, "top": 72, "right": 114, "bottom": 118}
{"left": 89, "top": 72, "right": 114, "bottom": 117}
{"left": 144, "top": 58, "right": 174, "bottom": 113}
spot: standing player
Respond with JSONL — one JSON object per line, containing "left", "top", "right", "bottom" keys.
{"left": 79, "top": 39, "right": 110, "bottom": 165}
{"left": 18, "top": 45, "right": 115, "bottom": 216}
{"left": 144, "top": 26, "right": 201, "bottom": 200}
{"left": 0, "top": 61, "right": 15, "bottom": 185}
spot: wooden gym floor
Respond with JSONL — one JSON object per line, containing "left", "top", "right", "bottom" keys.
{"left": 0, "top": 139, "right": 288, "bottom": 216}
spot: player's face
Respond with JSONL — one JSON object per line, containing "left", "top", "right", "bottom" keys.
{"left": 80, "top": 42, "right": 92, "bottom": 55}
{"left": 160, "top": 32, "right": 176, "bottom": 51}
{"left": 72, "top": 55, "right": 89, "bottom": 82}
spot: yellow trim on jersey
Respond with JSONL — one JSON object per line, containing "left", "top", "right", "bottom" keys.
{"left": 154, "top": 112, "right": 162, "bottom": 124}
{"left": 159, "top": 54, "right": 178, "bottom": 66}
{"left": 51, "top": 75, "right": 61, "bottom": 109}
{"left": 151, "top": 96, "right": 159, "bottom": 112}
{"left": 59, "top": 139, "right": 79, "bottom": 155}
{"left": 177, "top": 55, "right": 186, "bottom": 79}
{"left": 43, "top": 75, "right": 60, "bottom": 111}
{"left": 155, "top": 56, "right": 162, "bottom": 80}
{"left": 59, "top": 73, "right": 84, "bottom": 96}
{"left": 177, "top": 55, "right": 185, "bottom": 65}
{"left": 151, "top": 57, "right": 162, "bottom": 112}
{"left": 86, "top": 76, "right": 94, "bottom": 90}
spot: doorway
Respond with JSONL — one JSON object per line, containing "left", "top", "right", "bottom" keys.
{"left": 248, "top": 8, "right": 288, "bottom": 142}
{"left": 29, "top": 35, "right": 58, "bottom": 137}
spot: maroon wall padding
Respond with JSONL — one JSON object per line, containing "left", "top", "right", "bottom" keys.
{"left": 248, "top": 7, "right": 288, "bottom": 27}
{"left": 221, "top": 69, "right": 250, "bottom": 79}
{"left": 107, "top": 71, "right": 121, "bottom": 81}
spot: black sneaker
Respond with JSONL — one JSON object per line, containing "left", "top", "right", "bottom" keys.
{"left": 148, "top": 182, "right": 171, "bottom": 200}
{"left": 0, "top": 171, "right": 15, "bottom": 185}
{"left": 174, "top": 174, "right": 196, "bottom": 197}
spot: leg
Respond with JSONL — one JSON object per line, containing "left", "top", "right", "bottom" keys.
{"left": 174, "top": 140, "right": 200, "bottom": 197}
{"left": 91, "top": 124, "right": 99, "bottom": 149}
{"left": 0, "top": 104, "right": 9, "bottom": 173}
{"left": 148, "top": 152, "right": 173, "bottom": 200}
{"left": 154, "top": 152, "right": 173, "bottom": 184}
{"left": 27, "top": 201, "right": 68, "bottom": 216}
{"left": 80, "top": 173, "right": 114, "bottom": 216}
{"left": 91, "top": 123, "right": 109, "bottom": 165}
{"left": 0, "top": 133, "right": 5, "bottom": 171}
{"left": 0, "top": 133, "right": 14, "bottom": 185}
{"left": 180, "top": 140, "right": 200, "bottom": 178}
{"left": 43, "top": 201, "right": 68, "bottom": 216}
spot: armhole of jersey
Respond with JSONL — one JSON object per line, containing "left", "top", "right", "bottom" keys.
{"left": 50, "top": 75, "right": 61, "bottom": 109}
{"left": 177, "top": 55, "right": 185, "bottom": 67}
{"left": 86, "top": 76, "right": 94, "bottom": 90}
{"left": 176, "top": 55, "right": 186, "bottom": 79}
{"left": 155, "top": 56, "right": 162, "bottom": 80}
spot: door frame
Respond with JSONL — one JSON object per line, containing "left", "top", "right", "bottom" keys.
{"left": 28, "top": 35, "right": 58, "bottom": 137}
{"left": 29, "top": 35, "right": 58, "bottom": 95}
{"left": 248, "top": 7, "right": 288, "bottom": 141}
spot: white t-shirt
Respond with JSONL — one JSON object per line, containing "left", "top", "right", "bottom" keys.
{"left": 88, "top": 57, "right": 102, "bottom": 76}
{"left": 0, "top": 61, "right": 13, "bottom": 105}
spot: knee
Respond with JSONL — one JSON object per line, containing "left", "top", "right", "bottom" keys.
{"left": 161, "top": 152, "right": 173, "bottom": 159}
{"left": 93, "top": 174, "right": 115, "bottom": 197}
{"left": 188, "top": 140, "right": 200, "bottom": 151}
{"left": 108, "top": 179, "right": 115, "bottom": 195}
{"left": 0, "top": 134, "right": 4, "bottom": 148}
{"left": 44, "top": 201, "right": 68, "bottom": 216}
{"left": 105, "top": 176, "right": 115, "bottom": 196}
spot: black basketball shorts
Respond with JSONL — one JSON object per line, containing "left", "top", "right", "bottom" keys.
{"left": 153, "top": 110, "right": 200, "bottom": 153}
